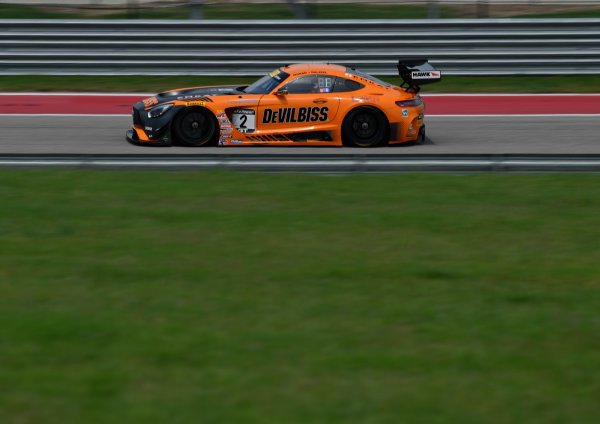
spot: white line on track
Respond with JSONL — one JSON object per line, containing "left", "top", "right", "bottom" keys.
{"left": 422, "top": 93, "right": 600, "bottom": 97}
{"left": 0, "top": 92, "right": 153, "bottom": 96}
{"left": 2, "top": 93, "right": 600, "bottom": 97}
{"left": 3, "top": 113, "right": 600, "bottom": 118}
{"left": 427, "top": 114, "right": 600, "bottom": 117}
{"left": 1, "top": 113, "right": 128, "bottom": 117}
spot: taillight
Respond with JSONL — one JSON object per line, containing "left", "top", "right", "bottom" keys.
{"left": 396, "top": 99, "right": 423, "bottom": 107}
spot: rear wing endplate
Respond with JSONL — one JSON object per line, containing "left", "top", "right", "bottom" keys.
{"left": 397, "top": 59, "right": 441, "bottom": 92}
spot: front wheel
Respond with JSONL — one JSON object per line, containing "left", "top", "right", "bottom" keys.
{"left": 341, "top": 107, "right": 388, "bottom": 147}
{"left": 172, "top": 108, "right": 218, "bottom": 147}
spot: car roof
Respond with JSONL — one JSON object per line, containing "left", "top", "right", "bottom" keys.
{"left": 281, "top": 63, "right": 348, "bottom": 77}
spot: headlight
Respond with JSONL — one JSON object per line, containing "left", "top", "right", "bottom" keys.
{"left": 147, "top": 103, "right": 174, "bottom": 119}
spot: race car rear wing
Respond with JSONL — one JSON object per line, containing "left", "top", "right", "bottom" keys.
{"left": 397, "top": 59, "right": 441, "bottom": 92}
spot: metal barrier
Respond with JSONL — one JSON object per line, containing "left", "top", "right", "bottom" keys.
{"left": 1, "top": 19, "right": 599, "bottom": 75}
{"left": 2, "top": 154, "right": 600, "bottom": 173}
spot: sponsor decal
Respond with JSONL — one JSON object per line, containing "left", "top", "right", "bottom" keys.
{"left": 186, "top": 101, "right": 206, "bottom": 107}
{"left": 230, "top": 139, "right": 244, "bottom": 144}
{"left": 402, "top": 109, "right": 409, "bottom": 118}
{"left": 219, "top": 139, "right": 228, "bottom": 146}
{"left": 228, "top": 98, "right": 259, "bottom": 105}
{"left": 269, "top": 69, "right": 281, "bottom": 77}
{"left": 144, "top": 126, "right": 152, "bottom": 131}
{"left": 216, "top": 110, "right": 235, "bottom": 137}
{"left": 262, "top": 106, "right": 328, "bottom": 124}
{"left": 176, "top": 95, "right": 213, "bottom": 101}
{"left": 232, "top": 108, "right": 256, "bottom": 134}
{"left": 352, "top": 96, "right": 379, "bottom": 103}
{"left": 142, "top": 97, "right": 158, "bottom": 107}
{"left": 346, "top": 73, "right": 371, "bottom": 85}
{"left": 161, "top": 135, "right": 169, "bottom": 142}
{"left": 411, "top": 71, "right": 441, "bottom": 79}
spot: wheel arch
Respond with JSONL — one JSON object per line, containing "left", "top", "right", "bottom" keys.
{"left": 173, "top": 104, "right": 218, "bottom": 123}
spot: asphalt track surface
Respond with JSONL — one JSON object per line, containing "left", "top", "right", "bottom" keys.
{"left": 0, "top": 94, "right": 598, "bottom": 155}
{"left": 2, "top": 115, "right": 599, "bottom": 155}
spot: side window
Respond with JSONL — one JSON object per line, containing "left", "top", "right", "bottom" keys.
{"left": 282, "top": 75, "right": 336, "bottom": 94}
{"left": 333, "top": 77, "right": 365, "bottom": 93}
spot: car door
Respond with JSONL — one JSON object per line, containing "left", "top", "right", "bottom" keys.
{"left": 256, "top": 74, "right": 341, "bottom": 133}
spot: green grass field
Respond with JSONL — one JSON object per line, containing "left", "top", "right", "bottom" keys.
{"left": 2, "top": 75, "right": 600, "bottom": 93}
{"left": 1, "top": 170, "right": 599, "bottom": 423}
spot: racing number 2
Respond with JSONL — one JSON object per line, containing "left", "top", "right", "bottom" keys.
{"left": 232, "top": 108, "right": 256, "bottom": 134}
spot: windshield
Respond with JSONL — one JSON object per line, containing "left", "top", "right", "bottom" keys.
{"left": 345, "top": 67, "right": 390, "bottom": 87}
{"left": 244, "top": 69, "right": 290, "bottom": 94}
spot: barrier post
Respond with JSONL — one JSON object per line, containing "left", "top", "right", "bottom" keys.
{"left": 428, "top": 1, "right": 440, "bottom": 19}
{"left": 127, "top": 0, "right": 139, "bottom": 18}
{"left": 477, "top": 0, "right": 490, "bottom": 18}
{"left": 189, "top": 0, "right": 204, "bottom": 19}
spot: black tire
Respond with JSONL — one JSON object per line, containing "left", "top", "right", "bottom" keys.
{"left": 341, "top": 107, "right": 388, "bottom": 147}
{"left": 414, "top": 126, "right": 426, "bottom": 145}
{"left": 172, "top": 107, "right": 218, "bottom": 147}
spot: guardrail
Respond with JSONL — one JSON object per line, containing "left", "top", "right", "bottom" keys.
{"left": 2, "top": 154, "right": 600, "bottom": 172}
{"left": 1, "top": 19, "right": 599, "bottom": 75}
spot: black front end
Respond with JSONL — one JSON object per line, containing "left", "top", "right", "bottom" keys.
{"left": 126, "top": 100, "right": 180, "bottom": 146}
{"left": 126, "top": 85, "right": 245, "bottom": 146}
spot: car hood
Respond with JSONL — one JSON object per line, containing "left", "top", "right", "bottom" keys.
{"left": 156, "top": 85, "right": 246, "bottom": 102}
{"left": 137, "top": 85, "right": 249, "bottom": 109}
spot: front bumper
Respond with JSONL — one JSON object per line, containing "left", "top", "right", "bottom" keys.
{"left": 126, "top": 128, "right": 172, "bottom": 147}
{"left": 126, "top": 101, "right": 178, "bottom": 147}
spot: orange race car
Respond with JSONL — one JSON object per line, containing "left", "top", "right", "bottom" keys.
{"left": 126, "top": 59, "right": 441, "bottom": 147}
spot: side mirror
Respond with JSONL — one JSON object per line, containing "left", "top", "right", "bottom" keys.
{"left": 275, "top": 88, "right": 288, "bottom": 96}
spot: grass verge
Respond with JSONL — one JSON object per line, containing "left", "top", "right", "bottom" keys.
{"left": 1, "top": 170, "right": 599, "bottom": 424}
{"left": 2, "top": 3, "right": 600, "bottom": 19}
{"left": 2, "top": 75, "right": 599, "bottom": 94}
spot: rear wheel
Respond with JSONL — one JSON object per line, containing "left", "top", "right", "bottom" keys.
{"left": 341, "top": 107, "right": 388, "bottom": 147}
{"left": 172, "top": 108, "right": 217, "bottom": 147}
{"left": 414, "top": 126, "right": 426, "bottom": 145}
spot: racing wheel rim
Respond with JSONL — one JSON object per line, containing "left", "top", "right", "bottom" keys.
{"left": 181, "top": 112, "right": 209, "bottom": 140}
{"left": 351, "top": 111, "right": 377, "bottom": 139}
